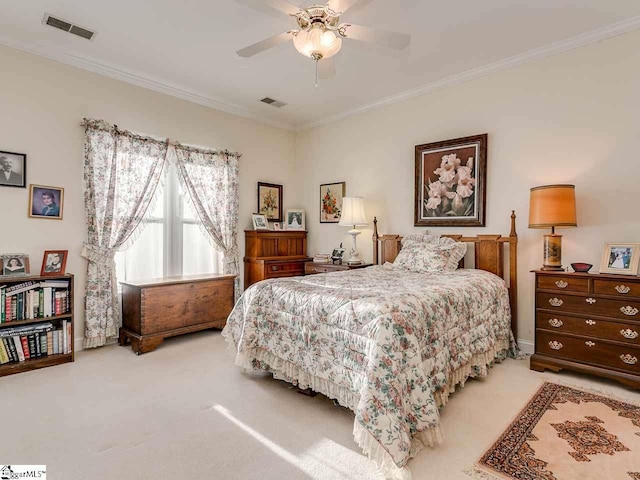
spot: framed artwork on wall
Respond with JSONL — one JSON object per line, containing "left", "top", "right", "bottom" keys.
{"left": 257, "top": 182, "right": 283, "bottom": 222}
{"left": 599, "top": 242, "right": 640, "bottom": 275}
{"left": 0, "top": 254, "right": 30, "bottom": 277}
{"left": 414, "top": 134, "right": 487, "bottom": 227}
{"left": 41, "top": 250, "right": 68, "bottom": 276}
{"left": 29, "top": 184, "right": 64, "bottom": 220}
{"left": 285, "top": 209, "right": 305, "bottom": 231}
{"left": 0, "top": 151, "right": 27, "bottom": 188}
{"left": 320, "top": 182, "right": 345, "bottom": 223}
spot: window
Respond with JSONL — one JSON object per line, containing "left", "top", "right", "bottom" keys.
{"left": 115, "top": 164, "right": 222, "bottom": 282}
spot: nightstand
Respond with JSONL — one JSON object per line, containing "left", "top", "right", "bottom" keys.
{"left": 304, "top": 262, "right": 373, "bottom": 274}
{"left": 530, "top": 270, "right": 640, "bottom": 389}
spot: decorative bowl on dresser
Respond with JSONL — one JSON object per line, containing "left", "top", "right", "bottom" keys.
{"left": 119, "top": 273, "right": 235, "bottom": 355}
{"left": 304, "top": 262, "right": 373, "bottom": 274}
{"left": 531, "top": 270, "right": 640, "bottom": 389}
{"left": 244, "top": 230, "right": 312, "bottom": 288}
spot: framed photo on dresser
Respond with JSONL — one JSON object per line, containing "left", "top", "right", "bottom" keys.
{"left": 599, "top": 242, "right": 640, "bottom": 275}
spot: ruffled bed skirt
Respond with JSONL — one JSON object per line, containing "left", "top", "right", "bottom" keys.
{"left": 222, "top": 328, "right": 511, "bottom": 480}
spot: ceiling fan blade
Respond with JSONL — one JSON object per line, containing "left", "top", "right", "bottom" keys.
{"left": 328, "top": 0, "right": 373, "bottom": 14}
{"left": 236, "top": 0, "right": 301, "bottom": 18}
{"left": 318, "top": 58, "right": 336, "bottom": 79}
{"left": 236, "top": 31, "right": 293, "bottom": 57}
{"left": 342, "top": 24, "right": 411, "bottom": 50}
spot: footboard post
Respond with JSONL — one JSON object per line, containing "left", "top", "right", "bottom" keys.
{"left": 372, "top": 217, "right": 379, "bottom": 265}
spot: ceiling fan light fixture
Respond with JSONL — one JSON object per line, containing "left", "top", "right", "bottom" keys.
{"left": 293, "top": 24, "right": 342, "bottom": 60}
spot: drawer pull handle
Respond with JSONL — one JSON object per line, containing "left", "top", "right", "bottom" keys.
{"left": 548, "top": 318, "right": 563, "bottom": 328}
{"left": 586, "top": 298, "right": 597, "bottom": 304}
{"left": 549, "top": 341, "right": 563, "bottom": 350}
{"left": 549, "top": 298, "right": 563, "bottom": 307}
{"left": 555, "top": 280, "right": 569, "bottom": 288}
{"left": 620, "top": 354, "right": 638, "bottom": 365}
{"left": 271, "top": 266, "right": 279, "bottom": 271}
{"left": 615, "top": 285, "right": 631, "bottom": 294}
{"left": 585, "top": 319, "right": 597, "bottom": 326}
{"left": 585, "top": 341, "right": 596, "bottom": 347}
{"left": 620, "top": 329, "right": 639, "bottom": 339}
{"left": 620, "top": 306, "right": 639, "bottom": 316}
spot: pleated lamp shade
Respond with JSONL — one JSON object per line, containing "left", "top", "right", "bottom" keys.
{"left": 339, "top": 197, "right": 368, "bottom": 227}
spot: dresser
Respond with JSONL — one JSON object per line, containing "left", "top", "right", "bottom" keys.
{"left": 119, "top": 274, "right": 235, "bottom": 354}
{"left": 304, "top": 262, "right": 373, "bottom": 274}
{"left": 244, "top": 230, "right": 311, "bottom": 289}
{"left": 531, "top": 271, "right": 640, "bottom": 389}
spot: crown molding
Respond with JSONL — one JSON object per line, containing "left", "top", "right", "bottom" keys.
{"left": 297, "top": 14, "right": 640, "bottom": 131}
{"left": 0, "top": 36, "right": 297, "bottom": 132}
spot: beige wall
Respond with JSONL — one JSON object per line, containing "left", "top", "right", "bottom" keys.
{"left": 295, "top": 30, "right": 640, "bottom": 348}
{"left": 0, "top": 45, "right": 296, "bottom": 349}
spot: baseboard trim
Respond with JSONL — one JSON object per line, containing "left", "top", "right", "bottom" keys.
{"left": 517, "top": 339, "right": 534, "bottom": 355}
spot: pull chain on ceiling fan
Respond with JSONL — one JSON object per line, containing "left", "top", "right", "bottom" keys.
{"left": 236, "top": 0, "right": 411, "bottom": 86}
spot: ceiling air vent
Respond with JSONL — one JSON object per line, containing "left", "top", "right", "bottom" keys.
{"left": 260, "top": 97, "right": 287, "bottom": 108}
{"left": 43, "top": 13, "right": 96, "bottom": 40}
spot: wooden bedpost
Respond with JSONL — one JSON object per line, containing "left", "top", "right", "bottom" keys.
{"left": 508, "top": 210, "right": 518, "bottom": 343}
{"left": 372, "top": 217, "right": 379, "bottom": 265}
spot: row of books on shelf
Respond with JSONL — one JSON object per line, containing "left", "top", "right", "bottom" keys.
{"left": 0, "top": 321, "right": 72, "bottom": 365}
{"left": 0, "top": 279, "right": 71, "bottom": 323}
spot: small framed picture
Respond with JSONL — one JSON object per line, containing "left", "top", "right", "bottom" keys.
{"left": 0, "top": 151, "right": 27, "bottom": 188}
{"left": 320, "top": 182, "right": 346, "bottom": 223}
{"left": 285, "top": 209, "right": 305, "bottom": 231}
{"left": 331, "top": 248, "right": 345, "bottom": 264}
{"left": 272, "top": 222, "right": 281, "bottom": 231}
{"left": 599, "top": 242, "right": 640, "bottom": 275}
{"left": 29, "top": 184, "right": 64, "bottom": 220}
{"left": 252, "top": 213, "right": 269, "bottom": 230}
{"left": 0, "top": 254, "right": 30, "bottom": 276}
{"left": 257, "top": 182, "right": 283, "bottom": 222}
{"left": 41, "top": 250, "right": 68, "bottom": 276}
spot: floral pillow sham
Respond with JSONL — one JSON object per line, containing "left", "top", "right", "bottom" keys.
{"left": 392, "top": 240, "right": 467, "bottom": 273}
{"left": 401, "top": 234, "right": 455, "bottom": 246}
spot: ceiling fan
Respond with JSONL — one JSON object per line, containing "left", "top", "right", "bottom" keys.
{"left": 235, "top": 0, "right": 411, "bottom": 84}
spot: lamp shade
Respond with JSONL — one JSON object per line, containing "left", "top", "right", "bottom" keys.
{"left": 528, "top": 184, "right": 577, "bottom": 228}
{"left": 339, "top": 197, "right": 368, "bottom": 227}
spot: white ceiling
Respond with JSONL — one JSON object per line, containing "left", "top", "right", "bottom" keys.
{"left": 1, "top": 1, "right": 640, "bottom": 130}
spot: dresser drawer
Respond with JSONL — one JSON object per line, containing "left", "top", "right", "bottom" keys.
{"left": 537, "top": 331, "right": 640, "bottom": 375}
{"left": 594, "top": 279, "right": 640, "bottom": 299}
{"left": 536, "top": 311, "right": 640, "bottom": 346}
{"left": 537, "top": 275, "right": 589, "bottom": 293}
{"left": 537, "top": 292, "right": 640, "bottom": 321}
{"left": 305, "top": 263, "right": 334, "bottom": 274}
{"left": 264, "top": 261, "right": 305, "bottom": 278}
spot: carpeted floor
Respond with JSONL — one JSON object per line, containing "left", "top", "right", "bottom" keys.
{"left": 0, "top": 331, "right": 637, "bottom": 480}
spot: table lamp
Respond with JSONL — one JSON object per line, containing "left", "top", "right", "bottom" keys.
{"left": 528, "top": 184, "right": 577, "bottom": 271}
{"left": 338, "top": 196, "right": 368, "bottom": 265}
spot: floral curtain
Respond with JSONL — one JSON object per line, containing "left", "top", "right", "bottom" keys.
{"left": 81, "top": 119, "right": 168, "bottom": 348}
{"left": 173, "top": 144, "right": 241, "bottom": 299}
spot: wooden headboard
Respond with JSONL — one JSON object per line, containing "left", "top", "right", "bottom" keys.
{"left": 372, "top": 211, "right": 518, "bottom": 340}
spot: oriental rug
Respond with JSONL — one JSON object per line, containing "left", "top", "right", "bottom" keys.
{"left": 467, "top": 382, "right": 640, "bottom": 480}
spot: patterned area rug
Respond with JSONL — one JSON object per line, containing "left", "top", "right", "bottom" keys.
{"left": 467, "top": 382, "right": 640, "bottom": 480}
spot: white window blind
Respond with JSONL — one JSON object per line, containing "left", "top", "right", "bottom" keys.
{"left": 115, "top": 164, "right": 223, "bottom": 282}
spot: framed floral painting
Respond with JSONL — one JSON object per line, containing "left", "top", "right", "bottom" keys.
{"left": 414, "top": 134, "right": 487, "bottom": 227}
{"left": 320, "top": 182, "right": 345, "bottom": 223}
{"left": 257, "top": 182, "right": 283, "bottom": 222}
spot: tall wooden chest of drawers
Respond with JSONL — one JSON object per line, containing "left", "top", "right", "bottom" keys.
{"left": 244, "top": 230, "right": 311, "bottom": 289}
{"left": 531, "top": 271, "right": 640, "bottom": 389}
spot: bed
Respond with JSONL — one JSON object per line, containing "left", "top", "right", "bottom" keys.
{"left": 222, "top": 212, "right": 519, "bottom": 479}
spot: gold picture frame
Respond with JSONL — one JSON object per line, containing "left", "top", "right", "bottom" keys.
{"left": 28, "top": 184, "right": 64, "bottom": 220}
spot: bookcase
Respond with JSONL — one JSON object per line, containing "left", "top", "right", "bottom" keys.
{"left": 0, "top": 274, "right": 74, "bottom": 377}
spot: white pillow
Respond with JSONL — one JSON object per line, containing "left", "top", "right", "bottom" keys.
{"left": 393, "top": 241, "right": 467, "bottom": 273}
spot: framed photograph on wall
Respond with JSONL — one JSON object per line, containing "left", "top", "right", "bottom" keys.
{"left": 599, "top": 242, "right": 640, "bottom": 275}
{"left": 41, "top": 250, "right": 68, "bottom": 276}
{"left": 257, "top": 182, "right": 283, "bottom": 222}
{"left": 320, "top": 182, "right": 345, "bottom": 223}
{"left": 285, "top": 209, "right": 305, "bottom": 231}
{"left": 29, "top": 184, "right": 64, "bottom": 220}
{"left": 0, "top": 254, "right": 30, "bottom": 277}
{"left": 0, "top": 151, "right": 27, "bottom": 188}
{"left": 414, "top": 134, "right": 487, "bottom": 227}
{"left": 252, "top": 213, "right": 269, "bottom": 230}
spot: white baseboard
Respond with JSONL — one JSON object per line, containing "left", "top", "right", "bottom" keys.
{"left": 74, "top": 337, "right": 84, "bottom": 352}
{"left": 517, "top": 339, "right": 534, "bottom": 355}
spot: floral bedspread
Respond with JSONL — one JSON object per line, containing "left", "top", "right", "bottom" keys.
{"left": 222, "top": 265, "right": 513, "bottom": 478}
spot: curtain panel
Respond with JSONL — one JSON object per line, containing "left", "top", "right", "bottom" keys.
{"left": 173, "top": 144, "right": 241, "bottom": 300}
{"left": 82, "top": 119, "right": 168, "bottom": 348}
